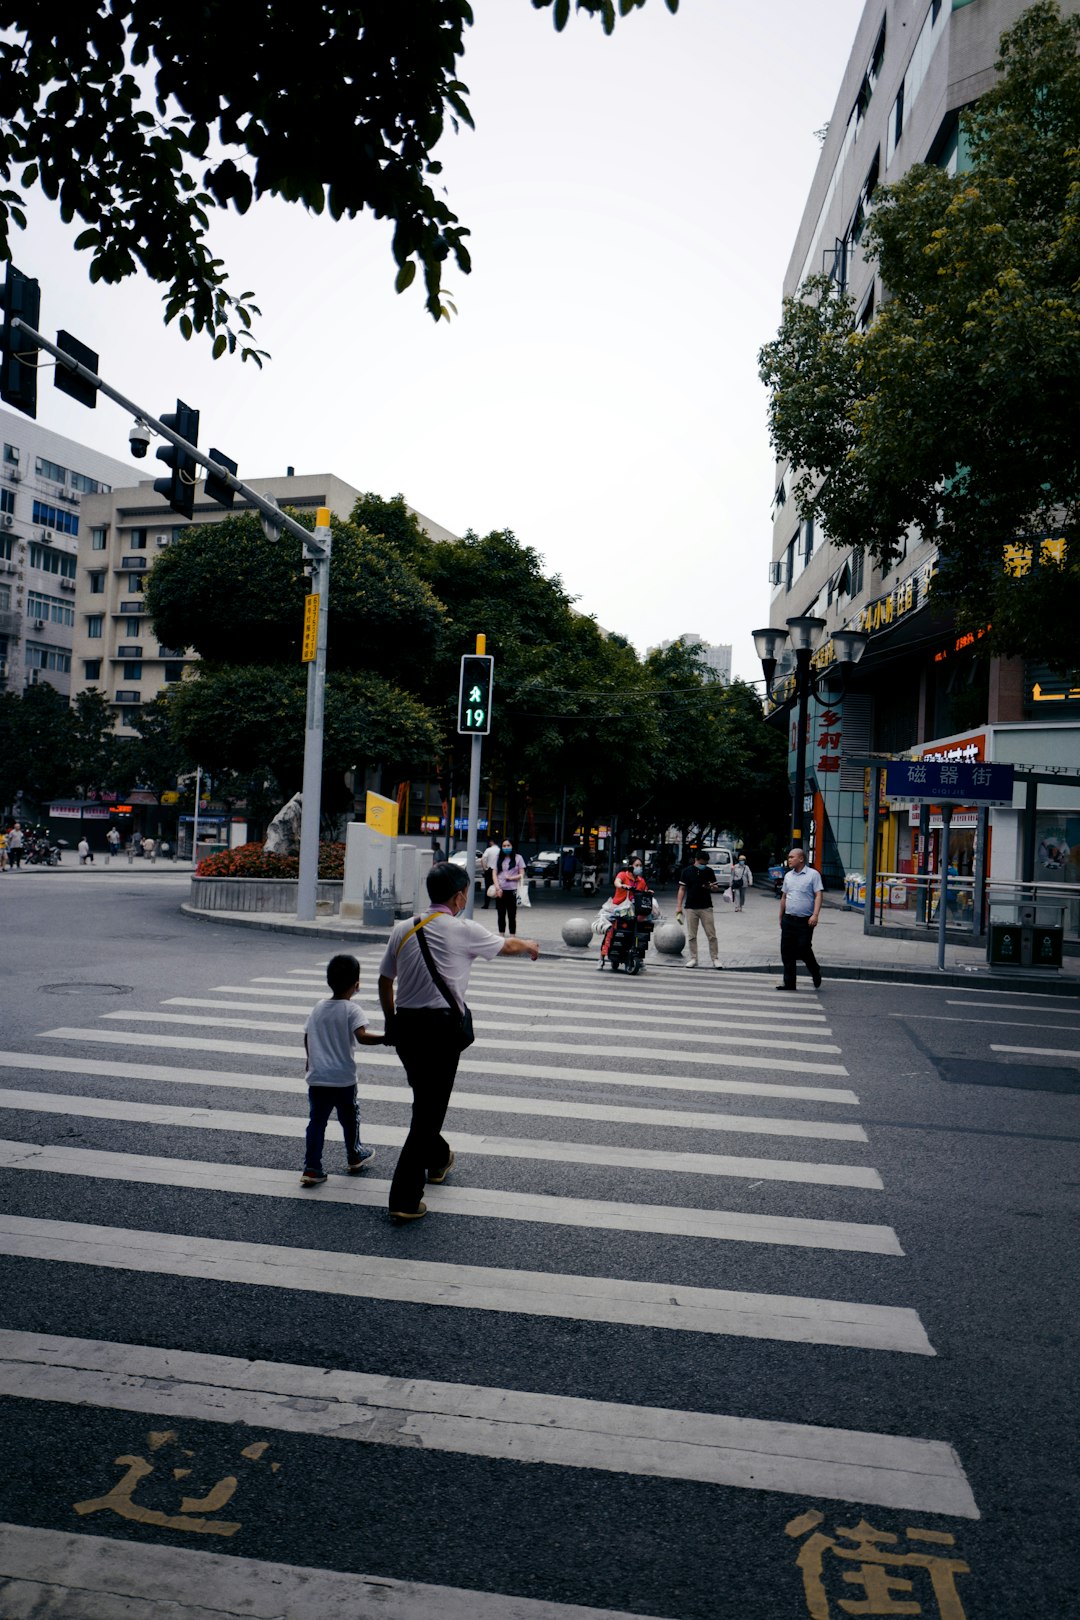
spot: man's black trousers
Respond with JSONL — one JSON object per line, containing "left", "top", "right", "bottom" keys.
{"left": 780, "top": 914, "right": 821, "bottom": 989}
{"left": 388, "top": 1008, "right": 461, "bottom": 1213}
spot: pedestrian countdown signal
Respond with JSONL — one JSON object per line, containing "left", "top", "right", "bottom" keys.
{"left": 458, "top": 654, "right": 494, "bottom": 734}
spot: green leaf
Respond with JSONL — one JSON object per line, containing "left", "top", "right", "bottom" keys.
{"left": 395, "top": 259, "right": 417, "bottom": 293}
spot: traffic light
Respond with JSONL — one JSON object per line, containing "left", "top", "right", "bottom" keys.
{"left": 153, "top": 399, "right": 200, "bottom": 520}
{"left": 203, "top": 448, "right": 237, "bottom": 507}
{"left": 0, "top": 266, "right": 40, "bottom": 418}
{"left": 458, "top": 654, "right": 494, "bottom": 734}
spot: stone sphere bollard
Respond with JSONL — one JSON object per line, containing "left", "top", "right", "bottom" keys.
{"left": 653, "top": 921, "right": 686, "bottom": 956}
{"left": 561, "top": 916, "right": 594, "bottom": 949}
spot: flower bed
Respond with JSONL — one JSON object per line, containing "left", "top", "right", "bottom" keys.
{"left": 195, "top": 840, "right": 346, "bottom": 880}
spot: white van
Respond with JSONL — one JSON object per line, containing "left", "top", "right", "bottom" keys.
{"left": 699, "top": 846, "right": 734, "bottom": 889}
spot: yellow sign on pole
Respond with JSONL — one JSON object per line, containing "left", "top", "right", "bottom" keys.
{"left": 301, "top": 593, "right": 319, "bottom": 662}
{"left": 366, "top": 791, "right": 399, "bottom": 838}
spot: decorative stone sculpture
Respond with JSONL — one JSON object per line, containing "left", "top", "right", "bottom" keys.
{"left": 264, "top": 792, "right": 303, "bottom": 856}
{"left": 653, "top": 921, "right": 686, "bottom": 956}
{"left": 561, "top": 916, "right": 594, "bottom": 948}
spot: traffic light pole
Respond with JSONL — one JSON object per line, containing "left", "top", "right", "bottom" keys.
{"left": 10, "top": 314, "right": 332, "bottom": 920}
{"left": 296, "top": 516, "right": 332, "bottom": 922}
{"left": 461, "top": 634, "right": 490, "bottom": 921}
{"left": 8, "top": 317, "right": 313, "bottom": 548}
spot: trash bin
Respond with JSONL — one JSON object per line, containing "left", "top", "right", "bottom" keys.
{"left": 987, "top": 903, "right": 1064, "bottom": 970}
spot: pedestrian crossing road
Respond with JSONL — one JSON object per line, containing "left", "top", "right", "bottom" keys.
{"left": 0, "top": 946, "right": 999, "bottom": 1617}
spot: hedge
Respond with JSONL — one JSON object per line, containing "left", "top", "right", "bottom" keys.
{"left": 195, "top": 841, "right": 346, "bottom": 879}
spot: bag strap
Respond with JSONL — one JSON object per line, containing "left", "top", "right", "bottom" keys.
{"left": 411, "top": 915, "right": 463, "bottom": 1014}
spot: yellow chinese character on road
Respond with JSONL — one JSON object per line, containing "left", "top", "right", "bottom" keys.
{"left": 74, "top": 1430, "right": 278, "bottom": 1539}
{"left": 786, "top": 1511, "right": 971, "bottom": 1618}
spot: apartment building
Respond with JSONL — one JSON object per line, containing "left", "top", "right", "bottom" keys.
{"left": 765, "top": 0, "right": 1080, "bottom": 887}
{"left": 649, "top": 634, "right": 732, "bottom": 685}
{"left": 70, "top": 473, "right": 458, "bottom": 728}
{"left": 0, "top": 407, "right": 133, "bottom": 698}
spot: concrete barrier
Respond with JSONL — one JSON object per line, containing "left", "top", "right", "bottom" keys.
{"left": 189, "top": 878, "right": 344, "bottom": 913}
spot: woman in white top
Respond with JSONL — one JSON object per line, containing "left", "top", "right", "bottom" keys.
{"left": 492, "top": 838, "right": 527, "bottom": 936}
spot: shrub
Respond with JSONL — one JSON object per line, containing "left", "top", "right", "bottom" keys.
{"left": 195, "top": 841, "right": 346, "bottom": 879}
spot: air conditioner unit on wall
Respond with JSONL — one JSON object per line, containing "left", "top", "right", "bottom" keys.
{"left": 33, "top": 618, "right": 45, "bottom": 629}
{"left": 40, "top": 529, "right": 53, "bottom": 542}
{"left": 1, "top": 513, "right": 12, "bottom": 527}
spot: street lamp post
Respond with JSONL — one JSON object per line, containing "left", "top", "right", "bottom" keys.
{"left": 752, "top": 618, "right": 868, "bottom": 851}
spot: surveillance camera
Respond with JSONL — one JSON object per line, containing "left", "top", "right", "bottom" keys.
{"left": 129, "top": 420, "right": 152, "bottom": 459}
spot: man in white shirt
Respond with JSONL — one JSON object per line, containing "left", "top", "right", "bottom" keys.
{"left": 777, "top": 847, "right": 824, "bottom": 991}
{"left": 379, "top": 861, "right": 539, "bottom": 1220}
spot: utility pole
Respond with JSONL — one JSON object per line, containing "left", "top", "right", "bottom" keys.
{"left": 458, "top": 638, "right": 494, "bottom": 921}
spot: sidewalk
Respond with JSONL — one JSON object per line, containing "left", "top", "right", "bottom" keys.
{"left": 14, "top": 858, "right": 196, "bottom": 874}
{"left": 181, "top": 881, "right": 1080, "bottom": 995}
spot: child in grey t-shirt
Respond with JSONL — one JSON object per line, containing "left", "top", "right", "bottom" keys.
{"left": 301, "top": 953, "right": 388, "bottom": 1187}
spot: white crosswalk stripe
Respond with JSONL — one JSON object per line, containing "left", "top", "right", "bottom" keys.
{"left": 0, "top": 1331, "right": 975, "bottom": 1515}
{"left": 39, "top": 1026, "right": 857, "bottom": 1089}
{"left": 0, "top": 940, "right": 979, "bottom": 1592}
{"left": 0, "top": 1091, "right": 885, "bottom": 1189}
{"left": 0, "top": 1053, "right": 868, "bottom": 1140}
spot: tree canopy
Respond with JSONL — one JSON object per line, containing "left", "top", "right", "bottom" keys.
{"left": 758, "top": 1, "right": 1080, "bottom": 670}
{"left": 0, "top": 0, "right": 677, "bottom": 358}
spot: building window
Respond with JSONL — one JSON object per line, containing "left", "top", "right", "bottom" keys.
{"left": 84, "top": 659, "right": 102, "bottom": 680}
{"left": 89, "top": 572, "right": 105, "bottom": 594}
{"left": 122, "top": 661, "right": 143, "bottom": 680}
{"left": 29, "top": 542, "right": 77, "bottom": 578}
{"left": 35, "top": 456, "right": 67, "bottom": 484}
{"left": 0, "top": 583, "right": 9, "bottom": 610}
{"left": 117, "top": 643, "right": 142, "bottom": 658}
{"left": 90, "top": 527, "right": 107, "bottom": 550}
{"left": 163, "top": 661, "right": 185, "bottom": 682}
{"left": 3, "top": 444, "right": 19, "bottom": 464}
{"left": 70, "top": 471, "right": 108, "bottom": 494}
{"left": 124, "top": 617, "right": 141, "bottom": 636}
{"left": 27, "top": 589, "right": 75, "bottom": 627}
{"left": 31, "top": 499, "right": 78, "bottom": 536}
{"left": 785, "top": 534, "right": 797, "bottom": 590}
{"left": 0, "top": 536, "right": 12, "bottom": 561}
{"left": 803, "top": 516, "right": 814, "bottom": 567}
{"left": 26, "top": 643, "right": 72, "bottom": 673}
{"left": 129, "top": 529, "right": 148, "bottom": 548}
{"left": 0, "top": 488, "right": 13, "bottom": 515}
{"left": 126, "top": 574, "right": 144, "bottom": 593}
{"left": 115, "top": 689, "right": 141, "bottom": 704}
{"left": 87, "top": 615, "right": 103, "bottom": 639}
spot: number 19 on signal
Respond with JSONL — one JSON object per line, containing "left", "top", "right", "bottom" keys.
{"left": 457, "top": 654, "right": 494, "bottom": 735}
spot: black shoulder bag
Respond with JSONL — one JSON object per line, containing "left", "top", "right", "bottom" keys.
{"left": 413, "top": 918, "right": 476, "bottom": 1051}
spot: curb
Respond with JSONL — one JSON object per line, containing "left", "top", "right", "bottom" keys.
{"left": 178, "top": 905, "right": 1080, "bottom": 995}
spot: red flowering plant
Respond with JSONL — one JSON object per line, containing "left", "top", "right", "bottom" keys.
{"left": 195, "top": 841, "right": 346, "bottom": 879}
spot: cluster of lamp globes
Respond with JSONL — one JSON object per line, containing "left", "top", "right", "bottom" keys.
{"left": 752, "top": 617, "right": 869, "bottom": 699}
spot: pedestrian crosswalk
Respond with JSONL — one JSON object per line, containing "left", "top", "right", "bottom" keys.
{"left": 0, "top": 946, "right": 980, "bottom": 1618}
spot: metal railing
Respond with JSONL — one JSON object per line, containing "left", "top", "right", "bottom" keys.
{"left": 863, "top": 870, "right": 1079, "bottom": 941}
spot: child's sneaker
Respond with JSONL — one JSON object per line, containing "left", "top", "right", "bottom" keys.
{"left": 347, "top": 1146, "right": 376, "bottom": 1173}
{"left": 300, "top": 1169, "right": 327, "bottom": 1187}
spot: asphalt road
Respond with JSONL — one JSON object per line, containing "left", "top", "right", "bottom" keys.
{"left": 0, "top": 868, "right": 1077, "bottom": 1618}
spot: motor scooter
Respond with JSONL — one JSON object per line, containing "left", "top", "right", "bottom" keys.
{"left": 580, "top": 862, "right": 597, "bottom": 896}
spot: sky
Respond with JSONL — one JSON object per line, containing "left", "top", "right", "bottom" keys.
{"left": 12, "top": 0, "right": 867, "bottom": 682}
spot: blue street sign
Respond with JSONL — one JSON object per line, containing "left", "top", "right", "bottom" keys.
{"left": 884, "top": 760, "right": 1014, "bottom": 804}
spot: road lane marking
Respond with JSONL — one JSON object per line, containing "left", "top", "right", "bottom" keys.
{"left": 989, "top": 1043, "right": 1080, "bottom": 1060}
{"left": 0, "top": 1522, "right": 675, "bottom": 1620}
{"left": 100, "top": 1011, "right": 846, "bottom": 1064}
{"left": 0, "top": 1148, "right": 910, "bottom": 1313}
{"left": 163, "top": 1000, "right": 839, "bottom": 1049}
{"left": 0, "top": 1333, "right": 975, "bottom": 1515}
{"left": 0, "top": 1054, "right": 868, "bottom": 1142}
{"left": 0, "top": 1092, "right": 881, "bottom": 1189}
{"left": 892, "top": 1014, "right": 1080, "bottom": 1031}
{"left": 40, "top": 1028, "right": 859, "bottom": 1095}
